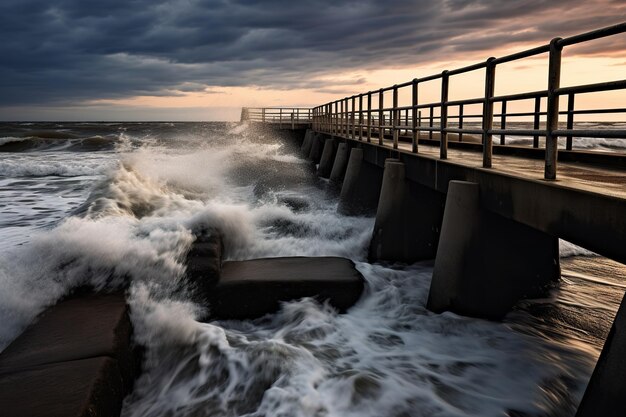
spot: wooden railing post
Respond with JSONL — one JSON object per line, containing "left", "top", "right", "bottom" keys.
{"left": 458, "top": 103, "right": 464, "bottom": 143}
{"left": 418, "top": 110, "right": 422, "bottom": 139}
{"left": 358, "top": 94, "right": 363, "bottom": 141}
{"left": 325, "top": 104, "right": 328, "bottom": 133}
{"left": 317, "top": 108, "right": 319, "bottom": 130}
{"left": 440, "top": 71, "right": 449, "bottom": 159}
{"left": 429, "top": 106, "right": 433, "bottom": 140}
{"left": 367, "top": 92, "right": 372, "bottom": 143}
{"left": 533, "top": 97, "right": 541, "bottom": 148}
{"left": 412, "top": 78, "right": 418, "bottom": 153}
{"left": 482, "top": 57, "right": 496, "bottom": 168}
{"left": 545, "top": 38, "right": 563, "bottom": 180}
{"left": 340, "top": 99, "right": 344, "bottom": 137}
{"left": 317, "top": 108, "right": 320, "bottom": 130}
{"left": 404, "top": 109, "right": 408, "bottom": 136}
{"left": 378, "top": 89, "right": 384, "bottom": 145}
{"left": 351, "top": 95, "right": 356, "bottom": 140}
{"left": 343, "top": 98, "right": 347, "bottom": 137}
{"left": 279, "top": 108, "right": 283, "bottom": 129}
{"left": 500, "top": 100, "right": 507, "bottom": 145}
{"left": 262, "top": 108, "right": 266, "bottom": 123}
{"left": 335, "top": 101, "right": 339, "bottom": 136}
{"left": 328, "top": 103, "right": 332, "bottom": 133}
{"left": 291, "top": 112, "right": 295, "bottom": 130}
{"left": 329, "top": 104, "right": 332, "bottom": 133}
{"left": 393, "top": 85, "right": 399, "bottom": 149}
{"left": 566, "top": 93, "right": 575, "bottom": 150}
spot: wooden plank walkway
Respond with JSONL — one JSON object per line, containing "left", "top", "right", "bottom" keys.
{"left": 380, "top": 137, "right": 626, "bottom": 200}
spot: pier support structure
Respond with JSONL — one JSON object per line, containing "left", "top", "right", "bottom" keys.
{"left": 369, "top": 159, "right": 445, "bottom": 263}
{"left": 300, "top": 129, "right": 314, "bottom": 156}
{"left": 308, "top": 133, "right": 324, "bottom": 163}
{"left": 576, "top": 293, "right": 626, "bottom": 417}
{"left": 329, "top": 142, "right": 350, "bottom": 184}
{"left": 317, "top": 138, "right": 337, "bottom": 178}
{"left": 427, "top": 180, "right": 560, "bottom": 320}
{"left": 337, "top": 148, "right": 383, "bottom": 216}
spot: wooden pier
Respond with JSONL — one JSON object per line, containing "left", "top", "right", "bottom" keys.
{"left": 246, "top": 22, "right": 626, "bottom": 417}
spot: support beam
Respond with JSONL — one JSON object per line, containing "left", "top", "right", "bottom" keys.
{"left": 427, "top": 180, "right": 560, "bottom": 320}
{"left": 369, "top": 159, "right": 445, "bottom": 263}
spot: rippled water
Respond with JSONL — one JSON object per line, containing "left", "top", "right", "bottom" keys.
{"left": 0, "top": 121, "right": 624, "bottom": 417}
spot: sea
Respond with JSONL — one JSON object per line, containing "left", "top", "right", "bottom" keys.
{"left": 0, "top": 121, "right": 625, "bottom": 417}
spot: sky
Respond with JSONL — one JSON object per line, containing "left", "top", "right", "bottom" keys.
{"left": 0, "top": 0, "right": 624, "bottom": 121}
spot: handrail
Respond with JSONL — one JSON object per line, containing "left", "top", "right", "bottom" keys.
{"left": 310, "top": 22, "right": 626, "bottom": 180}
{"left": 241, "top": 107, "right": 313, "bottom": 129}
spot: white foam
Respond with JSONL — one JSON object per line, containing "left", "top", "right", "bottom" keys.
{"left": 123, "top": 263, "right": 595, "bottom": 417}
{"left": 228, "top": 122, "right": 249, "bottom": 135}
{"left": 0, "top": 154, "right": 115, "bottom": 177}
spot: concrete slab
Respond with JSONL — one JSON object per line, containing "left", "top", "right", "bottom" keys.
{"left": 209, "top": 256, "right": 365, "bottom": 319}
{"left": 0, "top": 357, "right": 123, "bottom": 417}
{"left": 0, "top": 293, "right": 135, "bottom": 388}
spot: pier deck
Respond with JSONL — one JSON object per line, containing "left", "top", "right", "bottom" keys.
{"left": 385, "top": 137, "right": 626, "bottom": 199}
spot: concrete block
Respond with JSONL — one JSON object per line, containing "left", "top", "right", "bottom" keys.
{"left": 427, "top": 180, "right": 560, "bottom": 320}
{"left": 208, "top": 257, "right": 365, "bottom": 320}
{"left": 0, "top": 357, "right": 124, "bottom": 417}
{"left": 317, "top": 138, "right": 337, "bottom": 178}
{"left": 0, "top": 293, "right": 136, "bottom": 390}
{"left": 576, "top": 293, "right": 626, "bottom": 417}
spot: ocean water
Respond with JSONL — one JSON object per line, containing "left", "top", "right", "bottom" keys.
{"left": 0, "top": 121, "right": 624, "bottom": 417}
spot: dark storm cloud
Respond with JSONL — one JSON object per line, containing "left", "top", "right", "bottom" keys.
{"left": 0, "top": 0, "right": 624, "bottom": 106}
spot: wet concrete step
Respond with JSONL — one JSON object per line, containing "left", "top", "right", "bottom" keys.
{"left": 0, "top": 292, "right": 137, "bottom": 417}
{"left": 208, "top": 256, "right": 365, "bottom": 320}
{"left": 0, "top": 357, "right": 124, "bottom": 417}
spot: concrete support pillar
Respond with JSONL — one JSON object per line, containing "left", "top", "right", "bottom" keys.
{"left": 368, "top": 159, "right": 445, "bottom": 263}
{"left": 427, "top": 180, "right": 560, "bottom": 320}
{"left": 576, "top": 293, "right": 626, "bottom": 417}
{"left": 308, "top": 134, "right": 324, "bottom": 164}
{"left": 300, "top": 129, "right": 314, "bottom": 155}
{"left": 317, "top": 139, "right": 337, "bottom": 178}
{"left": 337, "top": 148, "right": 384, "bottom": 216}
{"left": 329, "top": 142, "right": 350, "bottom": 184}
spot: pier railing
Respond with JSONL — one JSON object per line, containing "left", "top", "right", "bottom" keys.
{"left": 311, "top": 22, "right": 626, "bottom": 180}
{"left": 241, "top": 107, "right": 312, "bottom": 129}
